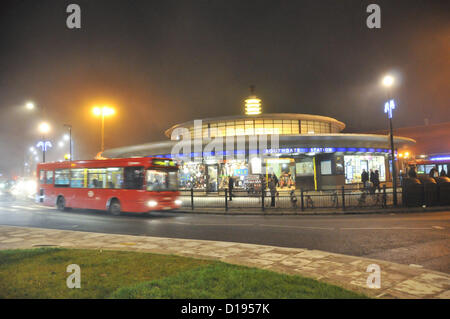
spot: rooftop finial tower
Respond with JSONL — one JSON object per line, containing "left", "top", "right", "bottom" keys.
{"left": 245, "top": 85, "right": 262, "bottom": 115}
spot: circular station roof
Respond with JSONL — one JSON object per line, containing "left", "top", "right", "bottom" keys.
{"left": 165, "top": 113, "right": 346, "bottom": 138}
{"left": 102, "top": 133, "right": 416, "bottom": 159}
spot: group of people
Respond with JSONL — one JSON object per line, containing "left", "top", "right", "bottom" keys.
{"left": 228, "top": 174, "right": 279, "bottom": 207}
{"left": 361, "top": 169, "right": 381, "bottom": 193}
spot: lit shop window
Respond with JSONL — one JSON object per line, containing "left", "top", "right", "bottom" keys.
{"left": 344, "top": 155, "right": 386, "bottom": 184}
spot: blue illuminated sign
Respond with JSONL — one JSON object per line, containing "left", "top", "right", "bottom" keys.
{"left": 384, "top": 99, "right": 396, "bottom": 119}
{"left": 429, "top": 156, "right": 450, "bottom": 161}
{"left": 36, "top": 141, "right": 52, "bottom": 152}
{"left": 234, "top": 169, "right": 248, "bottom": 176}
{"left": 167, "top": 147, "right": 390, "bottom": 159}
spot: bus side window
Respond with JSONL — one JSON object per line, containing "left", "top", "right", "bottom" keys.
{"left": 55, "top": 169, "right": 70, "bottom": 187}
{"left": 46, "top": 170, "right": 54, "bottom": 184}
{"left": 87, "top": 168, "right": 107, "bottom": 188}
{"left": 106, "top": 167, "right": 123, "bottom": 189}
{"left": 70, "top": 169, "right": 85, "bottom": 188}
{"left": 123, "top": 167, "right": 144, "bottom": 189}
{"left": 39, "top": 170, "right": 46, "bottom": 184}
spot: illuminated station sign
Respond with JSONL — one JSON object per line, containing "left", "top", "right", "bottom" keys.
{"left": 155, "top": 147, "right": 390, "bottom": 159}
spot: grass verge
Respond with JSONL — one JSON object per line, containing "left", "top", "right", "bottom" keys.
{"left": 0, "top": 248, "right": 367, "bottom": 299}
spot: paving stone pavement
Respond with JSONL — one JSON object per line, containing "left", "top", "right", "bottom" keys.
{"left": 0, "top": 225, "right": 449, "bottom": 299}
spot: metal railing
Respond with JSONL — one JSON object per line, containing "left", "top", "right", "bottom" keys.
{"left": 178, "top": 185, "right": 402, "bottom": 212}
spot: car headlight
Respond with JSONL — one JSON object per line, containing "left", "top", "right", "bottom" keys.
{"left": 174, "top": 199, "right": 182, "bottom": 205}
{"left": 147, "top": 200, "right": 158, "bottom": 207}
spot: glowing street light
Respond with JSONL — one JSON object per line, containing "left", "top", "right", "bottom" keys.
{"left": 92, "top": 106, "right": 115, "bottom": 153}
{"left": 25, "top": 102, "right": 35, "bottom": 110}
{"left": 381, "top": 73, "right": 398, "bottom": 206}
{"left": 38, "top": 122, "right": 51, "bottom": 134}
{"left": 382, "top": 75, "right": 395, "bottom": 88}
{"left": 93, "top": 106, "right": 115, "bottom": 117}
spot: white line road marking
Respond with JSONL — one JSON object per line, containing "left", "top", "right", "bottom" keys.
{"left": 166, "top": 221, "right": 335, "bottom": 230}
{"left": 11, "top": 206, "right": 38, "bottom": 211}
{"left": 172, "top": 221, "right": 253, "bottom": 227}
{"left": 340, "top": 227, "right": 433, "bottom": 230}
{"left": 259, "top": 224, "right": 335, "bottom": 230}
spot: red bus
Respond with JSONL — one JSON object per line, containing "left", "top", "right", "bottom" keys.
{"left": 36, "top": 157, "right": 181, "bottom": 215}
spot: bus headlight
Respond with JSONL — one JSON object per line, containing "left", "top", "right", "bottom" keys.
{"left": 174, "top": 199, "right": 182, "bottom": 206}
{"left": 147, "top": 200, "right": 158, "bottom": 207}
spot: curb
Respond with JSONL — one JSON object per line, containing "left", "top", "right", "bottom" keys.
{"left": 173, "top": 205, "right": 450, "bottom": 216}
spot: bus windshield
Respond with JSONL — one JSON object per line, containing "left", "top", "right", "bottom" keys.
{"left": 146, "top": 169, "right": 178, "bottom": 191}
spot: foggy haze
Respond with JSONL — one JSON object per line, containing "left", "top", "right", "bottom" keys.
{"left": 0, "top": 0, "right": 449, "bottom": 177}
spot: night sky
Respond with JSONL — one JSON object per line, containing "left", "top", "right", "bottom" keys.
{"left": 0, "top": 0, "right": 449, "bottom": 176}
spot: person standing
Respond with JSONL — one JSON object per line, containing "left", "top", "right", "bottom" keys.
{"left": 440, "top": 168, "right": 447, "bottom": 177}
{"left": 268, "top": 178, "right": 276, "bottom": 207}
{"left": 373, "top": 170, "right": 381, "bottom": 193}
{"left": 369, "top": 169, "right": 375, "bottom": 193}
{"left": 361, "top": 169, "right": 369, "bottom": 188}
{"left": 272, "top": 173, "right": 279, "bottom": 187}
{"left": 228, "top": 176, "right": 234, "bottom": 201}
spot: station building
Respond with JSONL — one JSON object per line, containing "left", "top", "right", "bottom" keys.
{"left": 102, "top": 94, "right": 415, "bottom": 192}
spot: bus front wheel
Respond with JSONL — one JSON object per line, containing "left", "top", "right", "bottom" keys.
{"left": 109, "top": 200, "right": 121, "bottom": 216}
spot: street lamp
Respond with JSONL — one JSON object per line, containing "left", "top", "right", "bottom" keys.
{"left": 382, "top": 74, "right": 398, "bottom": 206}
{"left": 382, "top": 75, "right": 394, "bottom": 88}
{"left": 25, "top": 102, "right": 35, "bottom": 110}
{"left": 92, "top": 106, "right": 115, "bottom": 153}
{"left": 63, "top": 124, "right": 73, "bottom": 161}
{"left": 38, "top": 122, "right": 50, "bottom": 134}
{"left": 38, "top": 122, "right": 51, "bottom": 162}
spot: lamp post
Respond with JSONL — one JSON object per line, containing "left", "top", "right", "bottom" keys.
{"left": 382, "top": 75, "right": 398, "bottom": 206}
{"left": 63, "top": 124, "right": 73, "bottom": 161}
{"left": 38, "top": 122, "right": 51, "bottom": 163}
{"left": 92, "top": 106, "right": 115, "bottom": 153}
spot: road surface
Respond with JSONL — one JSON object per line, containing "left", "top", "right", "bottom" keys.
{"left": 0, "top": 198, "right": 448, "bottom": 273}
